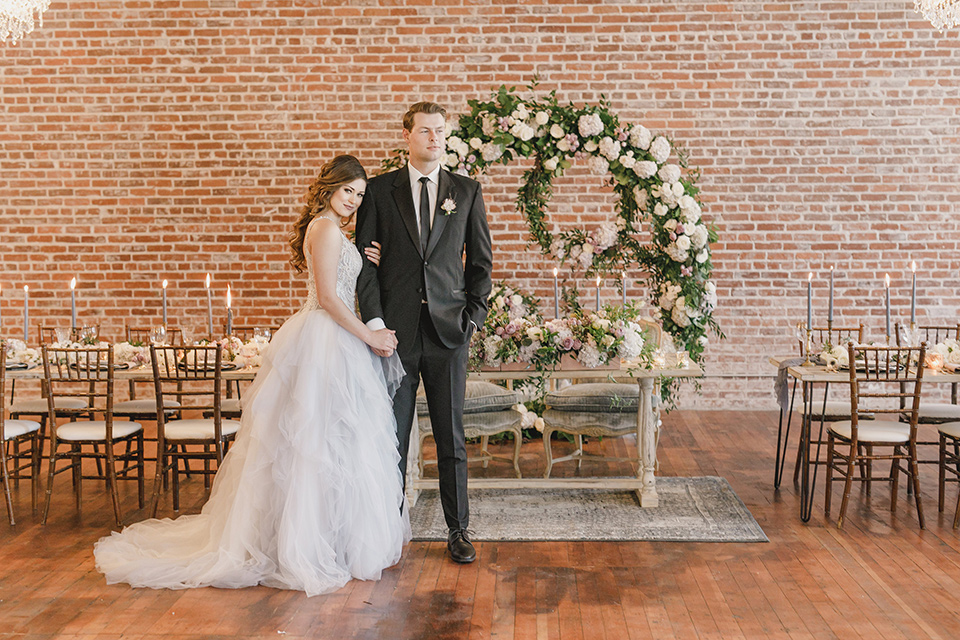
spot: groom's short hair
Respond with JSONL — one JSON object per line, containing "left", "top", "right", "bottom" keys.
{"left": 403, "top": 102, "right": 447, "bottom": 131}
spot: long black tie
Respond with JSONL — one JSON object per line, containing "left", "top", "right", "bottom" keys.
{"left": 418, "top": 176, "right": 431, "bottom": 254}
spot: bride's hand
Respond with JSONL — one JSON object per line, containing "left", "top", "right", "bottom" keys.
{"left": 364, "top": 241, "right": 382, "bottom": 267}
{"left": 367, "top": 327, "right": 398, "bottom": 356}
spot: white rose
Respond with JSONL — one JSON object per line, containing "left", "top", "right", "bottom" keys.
{"left": 543, "top": 157, "right": 559, "bottom": 172}
{"left": 457, "top": 140, "right": 470, "bottom": 157}
{"left": 690, "top": 224, "right": 709, "bottom": 249}
{"left": 556, "top": 138, "right": 571, "bottom": 152}
{"left": 619, "top": 153, "right": 636, "bottom": 169}
{"left": 448, "top": 135, "right": 462, "bottom": 149}
{"left": 696, "top": 249, "right": 710, "bottom": 263}
{"left": 511, "top": 294, "right": 523, "bottom": 307}
{"left": 443, "top": 153, "right": 460, "bottom": 167}
{"left": 663, "top": 218, "right": 678, "bottom": 232}
{"left": 654, "top": 202, "right": 669, "bottom": 217}
{"left": 550, "top": 123, "right": 565, "bottom": 139}
{"left": 536, "top": 111, "right": 550, "bottom": 125}
{"left": 675, "top": 235, "right": 691, "bottom": 252}
{"left": 519, "top": 124, "right": 535, "bottom": 141}
{"left": 602, "top": 334, "right": 615, "bottom": 348}
{"left": 469, "top": 137, "right": 483, "bottom": 150}
{"left": 584, "top": 139, "right": 599, "bottom": 153}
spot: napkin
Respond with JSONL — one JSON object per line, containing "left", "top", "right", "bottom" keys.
{"left": 775, "top": 358, "right": 805, "bottom": 410}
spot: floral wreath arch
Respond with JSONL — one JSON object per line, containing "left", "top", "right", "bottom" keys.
{"left": 383, "top": 82, "right": 721, "bottom": 365}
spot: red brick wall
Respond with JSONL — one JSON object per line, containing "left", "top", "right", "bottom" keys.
{"left": 2, "top": 1, "right": 959, "bottom": 408}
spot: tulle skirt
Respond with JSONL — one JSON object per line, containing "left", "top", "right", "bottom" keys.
{"left": 93, "top": 306, "right": 410, "bottom": 597}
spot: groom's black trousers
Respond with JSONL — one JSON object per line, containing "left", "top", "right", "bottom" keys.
{"left": 392, "top": 303, "right": 469, "bottom": 531}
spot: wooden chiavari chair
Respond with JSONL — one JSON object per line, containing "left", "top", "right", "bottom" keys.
{"left": 149, "top": 344, "right": 240, "bottom": 515}
{"left": 10, "top": 324, "right": 99, "bottom": 455}
{"left": 217, "top": 325, "right": 278, "bottom": 417}
{"left": 780, "top": 323, "right": 868, "bottom": 486}
{"left": 896, "top": 322, "right": 960, "bottom": 423}
{"left": 825, "top": 343, "right": 927, "bottom": 529}
{"left": 40, "top": 345, "right": 145, "bottom": 527}
{"left": 1, "top": 343, "right": 42, "bottom": 525}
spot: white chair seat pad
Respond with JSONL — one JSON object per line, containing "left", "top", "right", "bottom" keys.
{"left": 938, "top": 421, "right": 960, "bottom": 439}
{"left": 163, "top": 419, "right": 241, "bottom": 441}
{"left": 57, "top": 420, "right": 143, "bottom": 442}
{"left": 3, "top": 419, "right": 41, "bottom": 439}
{"left": 828, "top": 420, "right": 910, "bottom": 443}
{"left": 113, "top": 398, "right": 181, "bottom": 413}
{"left": 918, "top": 403, "right": 960, "bottom": 422}
{"left": 11, "top": 397, "right": 88, "bottom": 413}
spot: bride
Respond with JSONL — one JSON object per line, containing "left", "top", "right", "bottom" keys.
{"left": 94, "top": 155, "right": 410, "bottom": 596}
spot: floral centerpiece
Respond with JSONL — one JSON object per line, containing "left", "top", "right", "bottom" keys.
{"left": 470, "top": 283, "right": 544, "bottom": 370}
{"left": 3, "top": 339, "right": 40, "bottom": 367}
{"left": 929, "top": 339, "right": 960, "bottom": 371}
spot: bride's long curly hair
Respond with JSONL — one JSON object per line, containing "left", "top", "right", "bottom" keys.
{"left": 289, "top": 155, "right": 368, "bottom": 273}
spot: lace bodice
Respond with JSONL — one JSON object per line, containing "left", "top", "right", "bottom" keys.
{"left": 302, "top": 220, "right": 362, "bottom": 311}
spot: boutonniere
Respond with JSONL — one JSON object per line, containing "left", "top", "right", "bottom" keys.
{"left": 441, "top": 197, "right": 457, "bottom": 216}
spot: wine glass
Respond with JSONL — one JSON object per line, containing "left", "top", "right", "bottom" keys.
{"left": 54, "top": 327, "right": 71, "bottom": 344}
{"left": 151, "top": 325, "right": 167, "bottom": 346}
{"left": 78, "top": 326, "right": 98, "bottom": 344}
{"left": 253, "top": 327, "right": 271, "bottom": 342}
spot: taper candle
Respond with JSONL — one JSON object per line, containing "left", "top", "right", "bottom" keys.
{"left": 884, "top": 274, "right": 891, "bottom": 338}
{"left": 828, "top": 266, "right": 834, "bottom": 323}
{"left": 0, "top": 283, "right": 3, "bottom": 332}
{"left": 205, "top": 273, "right": 214, "bottom": 338}
{"left": 69, "top": 277, "right": 77, "bottom": 330}
{"left": 622, "top": 271, "right": 627, "bottom": 306}
{"left": 806, "top": 273, "right": 812, "bottom": 330}
{"left": 23, "top": 285, "right": 29, "bottom": 343}
{"left": 161, "top": 279, "right": 168, "bottom": 328}
{"left": 226, "top": 285, "right": 233, "bottom": 336}
{"left": 552, "top": 268, "right": 559, "bottom": 318}
{"left": 910, "top": 261, "right": 917, "bottom": 324}
{"left": 595, "top": 276, "right": 601, "bottom": 312}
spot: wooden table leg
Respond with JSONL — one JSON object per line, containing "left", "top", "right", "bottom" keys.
{"left": 637, "top": 377, "right": 659, "bottom": 508}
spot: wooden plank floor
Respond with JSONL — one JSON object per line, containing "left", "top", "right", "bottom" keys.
{"left": 3, "top": 410, "right": 960, "bottom": 639}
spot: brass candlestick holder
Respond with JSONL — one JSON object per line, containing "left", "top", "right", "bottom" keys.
{"left": 802, "top": 328, "right": 815, "bottom": 366}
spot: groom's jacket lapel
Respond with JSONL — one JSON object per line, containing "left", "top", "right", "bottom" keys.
{"left": 425, "top": 169, "right": 452, "bottom": 260}
{"left": 391, "top": 166, "right": 423, "bottom": 258}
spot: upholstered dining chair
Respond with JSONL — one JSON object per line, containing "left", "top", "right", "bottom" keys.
{"left": 417, "top": 381, "right": 523, "bottom": 478}
{"left": 824, "top": 342, "right": 927, "bottom": 529}
{"left": 539, "top": 319, "right": 663, "bottom": 478}
{"left": 149, "top": 344, "right": 240, "bottom": 515}
{"left": 40, "top": 345, "right": 146, "bottom": 527}
{"left": 1, "top": 343, "right": 42, "bottom": 525}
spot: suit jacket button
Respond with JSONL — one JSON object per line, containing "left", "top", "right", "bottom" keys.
{"left": 417, "top": 287, "right": 423, "bottom": 293}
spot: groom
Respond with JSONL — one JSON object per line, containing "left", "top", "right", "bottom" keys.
{"left": 356, "top": 101, "right": 493, "bottom": 564}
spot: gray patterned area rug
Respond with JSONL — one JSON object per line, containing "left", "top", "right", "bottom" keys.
{"left": 410, "top": 477, "right": 767, "bottom": 543}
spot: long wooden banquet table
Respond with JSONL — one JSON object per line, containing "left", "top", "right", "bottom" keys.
{"left": 768, "top": 355, "right": 960, "bottom": 522}
{"left": 7, "top": 359, "right": 701, "bottom": 510}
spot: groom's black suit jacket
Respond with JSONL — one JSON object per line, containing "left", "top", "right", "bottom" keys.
{"left": 356, "top": 165, "right": 493, "bottom": 351}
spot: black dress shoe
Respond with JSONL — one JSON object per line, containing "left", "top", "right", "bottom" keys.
{"left": 447, "top": 529, "right": 476, "bottom": 564}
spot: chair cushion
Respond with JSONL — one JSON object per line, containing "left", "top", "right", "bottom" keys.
{"left": 542, "top": 409, "right": 637, "bottom": 435}
{"left": 938, "top": 422, "right": 960, "bottom": 439}
{"left": 113, "top": 398, "right": 182, "bottom": 414}
{"left": 918, "top": 403, "right": 960, "bottom": 423}
{"left": 11, "top": 397, "right": 88, "bottom": 414}
{"left": 2, "top": 419, "right": 41, "bottom": 439}
{"left": 545, "top": 383, "right": 639, "bottom": 413}
{"left": 420, "top": 408, "right": 522, "bottom": 436}
{"left": 416, "top": 381, "right": 518, "bottom": 417}
{"left": 163, "top": 419, "right": 241, "bottom": 441}
{"left": 56, "top": 420, "right": 143, "bottom": 442}
{"left": 221, "top": 399, "right": 241, "bottom": 414}
{"left": 828, "top": 420, "right": 910, "bottom": 443}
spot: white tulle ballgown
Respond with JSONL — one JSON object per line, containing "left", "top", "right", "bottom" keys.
{"left": 94, "top": 223, "right": 410, "bottom": 596}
